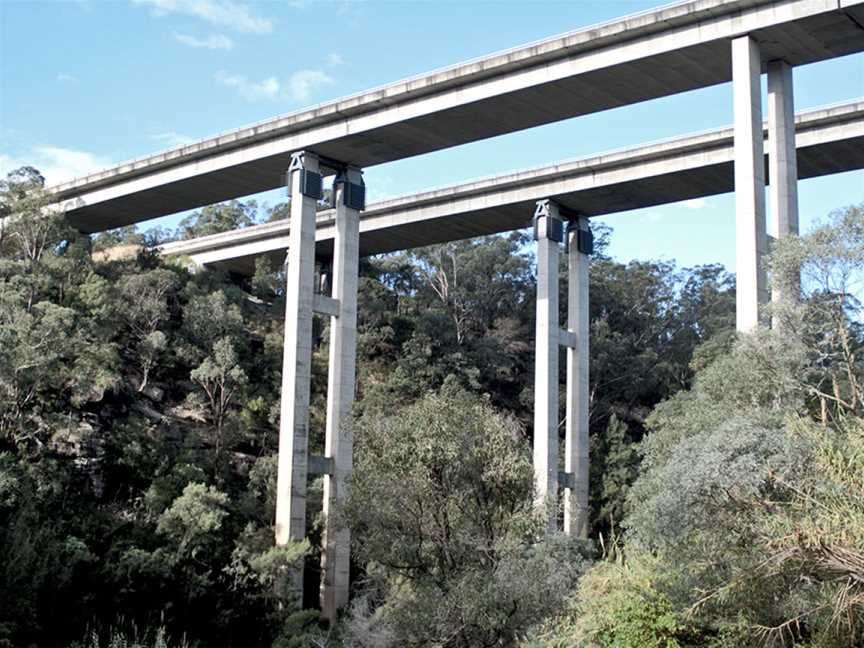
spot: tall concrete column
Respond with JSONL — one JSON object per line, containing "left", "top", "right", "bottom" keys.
{"left": 732, "top": 36, "right": 768, "bottom": 332}
{"left": 275, "top": 151, "right": 321, "bottom": 552}
{"left": 320, "top": 167, "right": 363, "bottom": 622}
{"left": 533, "top": 199, "right": 562, "bottom": 533}
{"left": 767, "top": 59, "right": 800, "bottom": 322}
{"left": 564, "top": 216, "right": 590, "bottom": 538}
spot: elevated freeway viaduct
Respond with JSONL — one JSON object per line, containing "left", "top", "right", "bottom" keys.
{"left": 47, "top": 0, "right": 864, "bottom": 622}
{"left": 50, "top": 0, "right": 864, "bottom": 231}
{"left": 159, "top": 100, "right": 864, "bottom": 274}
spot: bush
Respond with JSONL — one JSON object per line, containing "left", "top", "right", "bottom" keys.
{"left": 341, "top": 385, "right": 593, "bottom": 647}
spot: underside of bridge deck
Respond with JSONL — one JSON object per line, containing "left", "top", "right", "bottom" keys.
{"left": 52, "top": 0, "right": 864, "bottom": 232}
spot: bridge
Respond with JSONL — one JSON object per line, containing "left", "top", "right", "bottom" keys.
{"left": 51, "top": 0, "right": 864, "bottom": 231}
{"left": 48, "top": 0, "right": 864, "bottom": 622}
{"left": 160, "top": 100, "right": 864, "bottom": 274}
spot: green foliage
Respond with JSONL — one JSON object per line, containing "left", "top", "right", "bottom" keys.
{"left": 72, "top": 624, "right": 188, "bottom": 648}
{"left": 342, "top": 386, "right": 592, "bottom": 647}
{"left": 0, "top": 167, "right": 305, "bottom": 647}
{"left": 747, "top": 416, "right": 864, "bottom": 645}
{"left": 595, "top": 415, "right": 639, "bottom": 529}
{"left": 602, "top": 205, "right": 864, "bottom": 647}
{"left": 156, "top": 482, "right": 229, "bottom": 560}
{"left": 0, "top": 158, "right": 796, "bottom": 648}
{"left": 523, "top": 545, "right": 715, "bottom": 648}
{"left": 176, "top": 200, "right": 258, "bottom": 240}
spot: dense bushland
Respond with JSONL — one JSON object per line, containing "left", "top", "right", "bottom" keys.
{"left": 529, "top": 205, "right": 864, "bottom": 648}
{"left": 2, "top": 165, "right": 860, "bottom": 647}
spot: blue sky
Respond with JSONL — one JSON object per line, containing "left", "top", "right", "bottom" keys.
{"left": 1, "top": 0, "right": 862, "bottom": 272}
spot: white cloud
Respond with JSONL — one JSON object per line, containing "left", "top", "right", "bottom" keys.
{"left": 0, "top": 146, "right": 113, "bottom": 185}
{"left": 57, "top": 73, "right": 78, "bottom": 83}
{"left": 214, "top": 71, "right": 280, "bottom": 101}
{"left": 286, "top": 69, "right": 333, "bottom": 102}
{"left": 326, "top": 52, "right": 345, "bottom": 67}
{"left": 150, "top": 131, "right": 197, "bottom": 148}
{"left": 682, "top": 197, "right": 710, "bottom": 210}
{"left": 132, "top": 0, "right": 272, "bottom": 34}
{"left": 214, "top": 69, "right": 333, "bottom": 103}
{"left": 173, "top": 32, "right": 234, "bottom": 50}
{"left": 643, "top": 211, "right": 664, "bottom": 223}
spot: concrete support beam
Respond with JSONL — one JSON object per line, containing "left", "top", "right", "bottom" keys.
{"left": 767, "top": 59, "right": 800, "bottom": 323}
{"left": 564, "top": 216, "right": 591, "bottom": 538}
{"left": 320, "top": 167, "right": 363, "bottom": 622}
{"left": 732, "top": 36, "right": 768, "bottom": 333}
{"left": 533, "top": 199, "right": 562, "bottom": 533}
{"left": 559, "top": 329, "right": 579, "bottom": 349}
{"left": 314, "top": 294, "right": 341, "bottom": 318}
{"left": 308, "top": 454, "right": 335, "bottom": 476}
{"left": 558, "top": 471, "right": 575, "bottom": 490}
{"left": 275, "top": 151, "right": 321, "bottom": 552}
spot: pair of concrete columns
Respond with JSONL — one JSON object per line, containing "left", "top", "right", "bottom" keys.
{"left": 532, "top": 36, "right": 802, "bottom": 534}
{"left": 274, "top": 151, "right": 363, "bottom": 622}
{"left": 733, "top": 36, "right": 800, "bottom": 332}
{"left": 533, "top": 199, "right": 592, "bottom": 537}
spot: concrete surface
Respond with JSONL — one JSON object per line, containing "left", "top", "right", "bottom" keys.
{"left": 49, "top": 0, "right": 864, "bottom": 231}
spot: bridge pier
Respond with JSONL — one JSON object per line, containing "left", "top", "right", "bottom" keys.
{"left": 275, "top": 151, "right": 364, "bottom": 620}
{"left": 733, "top": 37, "right": 802, "bottom": 332}
{"left": 732, "top": 35, "right": 768, "bottom": 333}
{"left": 276, "top": 151, "right": 321, "bottom": 555}
{"left": 533, "top": 200, "right": 592, "bottom": 536}
{"left": 533, "top": 199, "right": 562, "bottom": 533}
{"left": 564, "top": 216, "right": 591, "bottom": 538}
{"left": 767, "top": 59, "right": 800, "bottom": 323}
{"left": 320, "top": 166, "right": 364, "bottom": 622}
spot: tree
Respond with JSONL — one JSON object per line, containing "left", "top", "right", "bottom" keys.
{"left": 117, "top": 268, "right": 180, "bottom": 391}
{"left": 176, "top": 200, "right": 258, "bottom": 240}
{"left": 190, "top": 336, "right": 248, "bottom": 466}
{"left": 770, "top": 203, "right": 864, "bottom": 419}
{"left": 581, "top": 204, "right": 864, "bottom": 647}
{"left": 342, "top": 385, "right": 591, "bottom": 647}
{"left": 0, "top": 167, "right": 73, "bottom": 272}
{"left": 408, "top": 233, "right": 533, "bottom": 345}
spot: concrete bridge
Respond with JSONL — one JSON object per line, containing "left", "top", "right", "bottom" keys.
{"left": 48, "top": 0, "right": 864, "bottom": 621}
{"left": 160, "top": 100, "right": 864, "bottom": 274}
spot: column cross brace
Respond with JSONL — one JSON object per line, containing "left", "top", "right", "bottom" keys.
{"left": 559, "top": 329, "right": 578, "bottom": 348}
{"left": 314, "top": 294, "right": 341, "bottom": 317}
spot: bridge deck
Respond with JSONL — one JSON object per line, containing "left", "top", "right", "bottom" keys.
{"left": 158, "top": 100, "right": 864, "bottom": 274}
{"left": 52, "top": 0, "right": 864, "bottom": 232}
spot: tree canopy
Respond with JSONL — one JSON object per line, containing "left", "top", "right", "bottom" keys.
{"left": 2, "top": 164, "right": 860, "bottom": 648}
